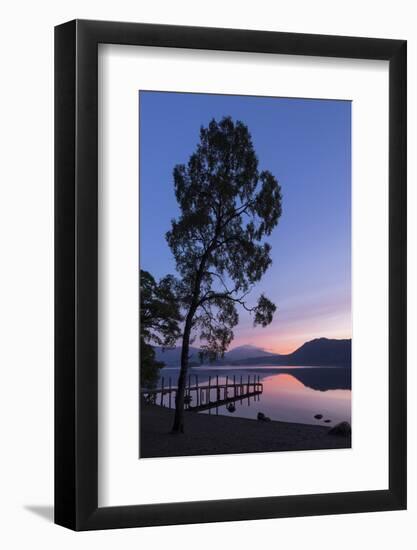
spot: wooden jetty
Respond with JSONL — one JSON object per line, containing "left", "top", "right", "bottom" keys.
{"left": 141, "top": 374, "right": 263, "bottom": 414}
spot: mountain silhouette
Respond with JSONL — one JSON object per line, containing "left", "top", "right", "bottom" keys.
{"left": 154, "top": 338, "right": 351, "bottom": 367}
{"left": 154, "top": 344, "right": 272, "bottom": 366}
{"left": 285, "top": 338, "right": 351, "bottom": 366}
{"left": 154, "top": 346, "right": 200, "bottom": 365}
{"left": 221, "top": 345, "right": 274, "bottom": 361}
{"left": 228, "top": 338, "right": 351, "bottom": 367}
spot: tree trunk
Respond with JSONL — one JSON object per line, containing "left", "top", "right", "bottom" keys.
{"left": 171, "top": 259, "right": 207, "bottom": 433}
{"left": 171, "top": 315, "right": 193, "bottom": 433}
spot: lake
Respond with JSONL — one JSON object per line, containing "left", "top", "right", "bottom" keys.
{"left": 157, "top": 365, "right": 351, "bottom": 428}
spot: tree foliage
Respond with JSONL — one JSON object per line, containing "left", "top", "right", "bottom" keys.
{"left": 167, "top": 116, "right": 282, "bottom": 361}
{"left": 140, "top": 269, "right": 182, "bottom": 387}
{"left": 139, "top": 339, "right": 164, "bottom": 390}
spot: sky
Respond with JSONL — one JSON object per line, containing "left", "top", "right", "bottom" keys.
{"left": 139, "top": 91, "right": 351, "bottom": 354}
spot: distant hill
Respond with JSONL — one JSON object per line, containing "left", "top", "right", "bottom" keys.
{"left": 288, "top": 338, "right": 351, "bottom": 366}
{"left": 153, "top": 338, "right": 351, "bottom": 368}
{"left": 229, "top": 338, "right": 351, "bottom": 367}
{"left": 219, "top": 345, "right": 274, "bottom": 362}
{"left": 154, "top": 344, "right": 272, "bottom": 366}
{"left": 154, "top": 346, "right": 200, "bottom": 366}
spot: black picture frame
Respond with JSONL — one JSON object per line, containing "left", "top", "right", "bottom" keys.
{"left": 55, "top": 19, "right": 407, "bottom": 531}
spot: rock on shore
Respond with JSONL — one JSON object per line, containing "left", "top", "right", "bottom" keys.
{"left": 140, "top": 405, "right": 351, "bottom": 458}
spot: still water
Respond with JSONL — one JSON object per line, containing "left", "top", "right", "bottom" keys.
{"left": 159, "top": 366, "right": 351, "bottom": 427}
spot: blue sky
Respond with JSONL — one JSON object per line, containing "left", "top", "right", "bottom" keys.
{"left": 139, "top": 91, "right": 351, "bottom": 353}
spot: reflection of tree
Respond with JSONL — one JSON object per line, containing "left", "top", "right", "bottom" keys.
{"left": 167, "top": 117, "right": 282, "bottom": 433}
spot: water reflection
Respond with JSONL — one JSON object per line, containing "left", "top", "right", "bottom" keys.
{"left": 160, "top": 366, "right": 351, "bottom": 427}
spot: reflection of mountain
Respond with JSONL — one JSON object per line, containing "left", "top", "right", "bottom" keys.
{"left": 154, "top": 338, "right": 351, "bottom": 368}
{"left": 273, "top": 368, "right": 351, "bottom": 391}
{"left": 192, "top": 367, "right": 351, "bottom": 392}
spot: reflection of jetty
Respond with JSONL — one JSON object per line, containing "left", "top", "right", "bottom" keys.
{"left": 141, "top": 375, "right": 263, "bottom": 414}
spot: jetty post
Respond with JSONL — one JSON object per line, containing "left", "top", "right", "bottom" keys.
{"left": 160, "top": 377, "right": 164, "bottom": 406}
{"left": 141, "top": 375, "right": 263, "bottom": 414}
{"left": 247, "top": 375, "right": 251, "bottom": 405}
{"left": 169, "top": 377, "right": 172, "bottom": 408}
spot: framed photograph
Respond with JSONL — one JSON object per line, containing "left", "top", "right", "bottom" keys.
{"left": 55, "top": 20, "right": 406, "bottom": 530}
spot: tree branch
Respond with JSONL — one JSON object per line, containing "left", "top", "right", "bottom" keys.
{"left": 219, "top": 199, "right": 255, "bottom": 231}
{"left": 197, "top": 287, "right": 254, "bottom": 310}
{"left": 205, "top": 271, "right": 232, "bottom": 293}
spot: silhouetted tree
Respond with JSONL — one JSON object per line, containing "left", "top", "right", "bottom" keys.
{"left": 167, "top": 117, "right": 282, "bottom": 433}
{"left": 140, "top": 269, "right": 182, "bottom": 388}
{"left": 140, "top": 339, "right": 164, "bottom": 389}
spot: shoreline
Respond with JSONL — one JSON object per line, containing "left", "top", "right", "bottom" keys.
{"left": 140, "top": 404, "right": 351, "bottom": 458}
